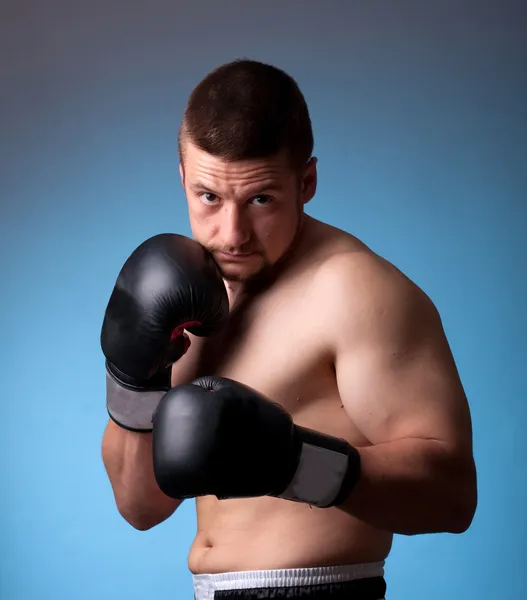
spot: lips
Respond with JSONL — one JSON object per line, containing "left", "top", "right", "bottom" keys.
{"left": 217, "top": 251, "right": 255, "bottom": 260}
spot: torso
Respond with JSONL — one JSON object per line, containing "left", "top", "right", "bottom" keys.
{"left": 171, "top": 217, "right": 394, "bottom": 574}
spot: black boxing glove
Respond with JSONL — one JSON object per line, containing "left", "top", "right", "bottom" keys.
{"left": 101, "top": 234, "right": 229, "bottom": 432}
{"left": 152, "top": 376, "right": 361, "bottom": 508}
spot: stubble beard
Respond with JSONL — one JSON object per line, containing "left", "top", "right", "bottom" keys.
{"left": 229, "top": 214, "right": 304, "bottom": 287}
{"left": 209, "top": 196, "right": 305, "bottom": 288}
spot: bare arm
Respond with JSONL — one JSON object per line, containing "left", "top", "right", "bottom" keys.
{"left": 101, "top": 348, "right": 200, "bottom": 530}
{"left": 326, "top": 254, "right": 477, "bottom": 535}
{"left": 101, "top": 420, "right": 182, "bottom": 530}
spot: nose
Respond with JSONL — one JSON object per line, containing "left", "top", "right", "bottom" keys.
{"left": 219, "top": 204, "right": 252, "bottom": 250}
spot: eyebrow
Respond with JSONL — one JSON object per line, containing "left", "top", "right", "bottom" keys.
{"left": 189, "top": 182, "right": 284, "bottom": 194}
{"left": 189, "top": 183, "right": 215, "bottom": 193}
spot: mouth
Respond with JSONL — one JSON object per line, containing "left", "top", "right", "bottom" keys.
{"left": 216, "top": 251, "right": 257, "bottom": 261}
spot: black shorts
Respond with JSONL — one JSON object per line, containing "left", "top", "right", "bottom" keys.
{"left": 193, "top": 563, "right": 386, "bottom": 599}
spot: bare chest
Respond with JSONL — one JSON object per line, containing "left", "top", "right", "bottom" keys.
{"left": 174, "top": 283, "right": 341, "bottom": 425}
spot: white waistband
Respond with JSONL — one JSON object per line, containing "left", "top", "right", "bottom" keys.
{"left": 193, "top": 561, "right": 385, "bottom": 600}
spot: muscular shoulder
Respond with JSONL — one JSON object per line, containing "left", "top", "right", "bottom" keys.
{"left": 311, "top": 245, "right": 441, "bottom": 352}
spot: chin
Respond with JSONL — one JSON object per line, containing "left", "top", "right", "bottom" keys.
{"left": 221, "top": 265, "right": 262, "bottom": 283}
{"left": 220, "top": 258, "right": 270, "bottom": 284}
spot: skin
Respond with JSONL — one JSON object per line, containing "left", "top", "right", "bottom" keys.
{"left": 179, "top": 143, "right": 316, "bottom": 290}
{"left": 102, "top": 138, "right": 478, "bottom": 575}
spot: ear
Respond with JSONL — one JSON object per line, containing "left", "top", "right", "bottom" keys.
{"left": 301, "top": 157, "right": 318, "bottom": 205}
{"left": 179, "top": 162, "right": 185, "bottom": 188}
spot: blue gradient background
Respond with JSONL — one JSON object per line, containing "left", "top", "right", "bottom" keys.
{"left": 1, "top": 1, "right": 526, "bottom": 598}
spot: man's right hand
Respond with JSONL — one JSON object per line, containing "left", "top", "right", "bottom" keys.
{"left": 100, "top": 233, "right": 229, "bottom": 432}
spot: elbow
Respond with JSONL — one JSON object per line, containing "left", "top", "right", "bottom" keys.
{"left": 122, "top": 512, "right": 160, "bottom": 531}
{"left": 447, "top": 471, "right": 478, "bottom": 534}
{"left": 118, "top": 505, "right": 173, "bottom": 531}
{"left": 115, "top": 497, "right": 179, "bottom": 531}
{"left": 130, "top": 519, "right": 160, "bottom": 532}
{"left": 448, "top": 497, "right": 477, "bottom": 534}
{"left": 117, "top": 504, "right": 161, "bottom": 531}
{"left": 447, "top": 513, "right": 474, "bottom": 535}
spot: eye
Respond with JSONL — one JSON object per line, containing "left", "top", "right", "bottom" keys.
{"left": 250, "top": 195, "right": 272, "bottom": 206}
{"left": 200, "top": 192, "right": 219, "bottom": 205}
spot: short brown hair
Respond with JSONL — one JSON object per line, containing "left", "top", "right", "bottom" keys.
{"left": 178, "top": 59, "right": 314, "bottom": 169}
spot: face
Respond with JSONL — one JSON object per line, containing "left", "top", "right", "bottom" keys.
{"left": 180, "top": 140, "right": 317, "bottom": 284}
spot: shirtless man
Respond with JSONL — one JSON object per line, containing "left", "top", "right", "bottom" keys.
{"left": 101, "top": 59, "right": 478, "bottom": 599}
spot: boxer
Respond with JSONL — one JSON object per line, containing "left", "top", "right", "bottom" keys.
{"left": 101, "top": 59, "right": 477, "bottom": 599}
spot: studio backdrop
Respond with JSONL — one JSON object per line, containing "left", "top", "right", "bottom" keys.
{"left": 1, "top": 1, "right": 525, "bottom": 599}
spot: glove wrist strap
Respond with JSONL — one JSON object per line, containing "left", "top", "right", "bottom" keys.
{"left": 276, "top": 426, "right": 361, "bottom": 508}
{"left": 105, "top": 364, "right": 170, "bottom": 432}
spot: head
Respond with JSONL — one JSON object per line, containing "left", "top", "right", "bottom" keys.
{"left": 178, "top": 59, "right": 317, "bottom": 284}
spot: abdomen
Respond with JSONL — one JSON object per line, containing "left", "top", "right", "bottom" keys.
{"left": 188, "top": 496, "right": 393, "bottom": 574}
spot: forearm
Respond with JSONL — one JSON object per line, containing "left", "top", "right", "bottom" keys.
{"left": 101, "top": 419, "right": 181, "bottom": 529}
{"left": 338, "top": 438, "right": 477, "bottom": 535}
